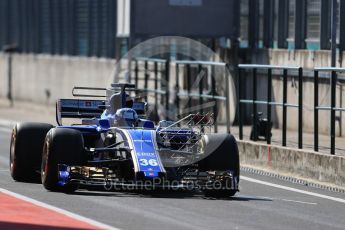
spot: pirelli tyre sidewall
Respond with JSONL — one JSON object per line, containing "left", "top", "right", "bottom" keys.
{"left": 10, "top": 122, "right": 53, "bottom": 182}
{"left": 41, "top": 128, "right": 84, "bottom": 192}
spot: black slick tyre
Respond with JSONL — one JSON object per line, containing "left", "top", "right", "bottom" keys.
{"left": 10, "top": 122, "right": 53, "bottom": 182}
{"left": 41, "top": 128, "right": 83, "bottom": 192}
{"left": 198, "top": 134, "right": 240, "bottom": 197}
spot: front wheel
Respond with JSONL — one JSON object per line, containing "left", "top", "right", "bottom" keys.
{"left": 41, "top": 128, "right": 84, "bottom": 192}
{"left": 198, "top": 134, "right": 239, "bottom": 197}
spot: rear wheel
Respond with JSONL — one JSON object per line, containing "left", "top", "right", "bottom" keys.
{"left": 41, "top": 128, "right": 84, "bottom": 192}
{"left": 10, "top": 122, "right": 53, "bottom": 182}
{"left": 198, "top": 134, "right": 239, "bottom": 197}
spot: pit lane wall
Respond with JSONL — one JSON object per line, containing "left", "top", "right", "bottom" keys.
{"left": 0, "top": 53, "right": 115, "bottom": 104}
{"left": 238, "top": 140, "right": 345, "bottom": 188}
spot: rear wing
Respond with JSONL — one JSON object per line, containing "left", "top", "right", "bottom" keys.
{"left": 56, "top": 99, "right": 105, "bottom": 125}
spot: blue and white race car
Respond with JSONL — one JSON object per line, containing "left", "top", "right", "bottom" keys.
{"left": 10, "top": 83, "right": 239, "bottom": 197}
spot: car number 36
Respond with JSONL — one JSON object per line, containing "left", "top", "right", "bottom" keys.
{"left": 139, "top": 159, "right": 158, "bottom": 167}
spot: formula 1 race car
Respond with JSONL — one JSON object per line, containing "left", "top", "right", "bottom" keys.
{"left": 9, "top": 83, "right": 239, "bottom": 197}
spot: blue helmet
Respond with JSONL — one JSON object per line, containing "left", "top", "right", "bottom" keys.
{"left": 114, "top": 108, "right": 138, "bottom": 127}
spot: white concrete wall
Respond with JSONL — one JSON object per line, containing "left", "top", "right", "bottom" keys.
{"left": 269, "top": 49, "right": 344, "bottom": 134}
{"left": 0, "top": 53, "right": 116, "bottom": 104}
{"left": 271, "top": 76, "right": 332, "bottom": 134}
{"left": 268, "top": 49, "right": 333, "bottom": 68}
{"left": 0, "top": 54, "right": 9, "bottom": 98}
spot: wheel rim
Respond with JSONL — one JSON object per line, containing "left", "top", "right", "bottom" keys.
{"left": 10, "top": 128, "right": 16, "bottom": 174}
{"left": 41, "top": 139, "right": 49, "bottom": 183}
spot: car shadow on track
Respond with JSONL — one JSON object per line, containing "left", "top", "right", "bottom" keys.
{"left": 71, "top": 190, "right": 273, "bottom": 202}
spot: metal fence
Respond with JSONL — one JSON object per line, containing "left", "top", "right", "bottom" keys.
{"left": 128, "top": 61, "right": 345, "bottom": 156}
{"left": 238, "top": 64, "right": 303, "bottom": 148}
{"left": 314, "top": 67, "right": 345, "bottom": 155}
{"left": 174, "top": 60, "right": 231, "bottom": 133}
{"left": 133, "top": 57, "right": 169, "bottom": 120}
{"left": 238, "top": 64, "right": 345, "bottom": 156}
{"left": 126, "top": 58, "right": 232, "bottom": 133}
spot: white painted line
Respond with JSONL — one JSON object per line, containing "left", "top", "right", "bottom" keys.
{"left": 256, "top": 196, "right": 317, "bottom": 205}
{"left": 238, "top": 194, "right": 317, "bottom": 205}
{"left": 280, "top": 198, "right": 317, "bottom": 205}
{"left": 241, "top": 176, "right": 345, "bottom": 204}
{"left": 0, "top": 187, "right": 121, "bottom": 230}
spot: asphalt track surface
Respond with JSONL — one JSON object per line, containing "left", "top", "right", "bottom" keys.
{"left": 0, "top": 127, "right": 345, "bottom": 230}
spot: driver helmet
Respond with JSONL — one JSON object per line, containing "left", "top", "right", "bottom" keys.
{"left": 114, "top": 108, "right": 138, "bottom": 127}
